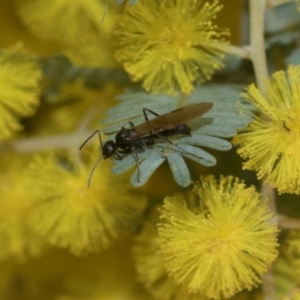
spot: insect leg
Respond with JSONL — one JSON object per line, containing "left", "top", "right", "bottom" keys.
{"left": 143, "top": 108, "right": 160, "bottom": 121}
{"left": 128, "top": 121, "right": 135, "bottom": 128}
{"left": 115, "top": 152, "right": 123, "bottom": 160}
{"left": 152, "top": 131, "right": 203, "bottom": 160}
{"left": 131, "top": 145, "right": 141, "bottom": 182}
{"left": 142, "top": 108, "right": 166, "bottom": 140}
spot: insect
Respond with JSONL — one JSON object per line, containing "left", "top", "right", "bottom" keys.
{"left": 80, "top": 102, "right": 213, "bottom": 187}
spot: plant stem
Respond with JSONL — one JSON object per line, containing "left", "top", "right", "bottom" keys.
{"left": 249, "top": 0, "right": 269, "bottom": 92}
{"left": 278, "top": 214, "right": 300, "bottom": 229}
{"left": 226, "top": 45, "right": 251, "bottom": 59}
{"left": 0, "top": 131, "right": 92, "bottom": 153}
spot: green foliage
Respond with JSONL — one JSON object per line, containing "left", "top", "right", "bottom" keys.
{"left": 39, "top": 54, "right": 131, "bottom": 104}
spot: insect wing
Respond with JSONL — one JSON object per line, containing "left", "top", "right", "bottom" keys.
{"left": 129, "top": 102, "right": 213, "bottom": 139}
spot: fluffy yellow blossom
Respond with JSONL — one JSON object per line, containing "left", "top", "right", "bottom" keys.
{"left": 16, "top": 0, "right": 115, "bottom": 44}
{"left": 64, "top": 35, "right": 119, "bottom": 68}
{"left": 26, "top": 154, "right": 146, "bottom": 256}
{"left": 133, "top": 216, "right": 209, "bottom": 300}
{"left": 158, "top": 175, "right": 278, "bottom": 299}
{"left": 114, "top": 0, "right": 229, "bottom": 95}
{"left": 0, "top": 44, "right": 42, "bottom": 140}
{"left": 0, "top": 154, "right": 43, "bottom": 261}
{"left": 233, "top": 65, "right": 300, "bottom": 194}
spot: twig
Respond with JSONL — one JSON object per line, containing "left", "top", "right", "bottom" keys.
{"left": 262, "top": 270, "right": 276, "bottom": 300}
{"left": 249, "top": 0, "right": 269, "bottom": 92}
{"left": 226, "top": 45, "right": 251, "bottom": 59}
{"left": 278, "top": 214, "right": 300, "bottom": 229}
{"left": 262, "top": 183, "right": 277, "bottom": 215}
{"left": 0, "top": 131, "right": 92, "bottom": 153}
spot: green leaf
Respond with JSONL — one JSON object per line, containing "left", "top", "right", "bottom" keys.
{"left": 175, "top": 144, "right": 216, "bottom": 167}
{"left": 39, "top": 54, "right": 130, "bottom": 104}
{"left": 179, "top": 134, "right": 232, "bottom": 151}
{"left": 112, "top": 150, "right": 152, "bottom": 174}
{"left": 265, "top": 2, "right": 300, "bottom": 48}
{"left": 287, "top": 48, "right": 300, "bottom": 65}
{"left": 168, "top": 153, "right": 191, "bottom": 187}
{"left": 130, "top": 151, "right": 165, "bottom": 187}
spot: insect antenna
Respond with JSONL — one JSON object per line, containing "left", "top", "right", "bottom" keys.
{"left": 79, "top": 130, "right": 103, "bottom": 150}
{"left": 87, "top": 156, "right": 103, "bottom": 187}
{"left": 79, "top": 130, "right": 104, "bottom": 187}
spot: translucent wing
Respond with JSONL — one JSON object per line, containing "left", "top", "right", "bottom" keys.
{"left": 129, "top": 102, "right": 213, "bottom": 139}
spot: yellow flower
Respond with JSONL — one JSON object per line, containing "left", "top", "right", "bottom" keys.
{"left": 16, "top": 0, "right": 115, "bottom": 44}
{"left": 0, "top": 44, "right": 42, "bottom": 140}
{"left": 0, "top": 154, "right": 43, "bottom": 261}
{"left": 114, "top": 0, "right": 229, "bottom": 95}
{"left": 233, "top": 65, "right": 300, "bottom": 194}
{"left": 64, "top": 35, "right": 120, "bottom": 68}
{"left": 158, "top": 175, "right": 278, "bottom": 299}
{"left": 133, "top": 215, "right": 209, "bottom": 300}
{"left": 27, "top": 153, "right": 146, "bottom": 256}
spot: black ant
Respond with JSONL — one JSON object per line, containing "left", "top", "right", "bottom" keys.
{"left": 80, "top": 102, "right": 213, "bottom": 186}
